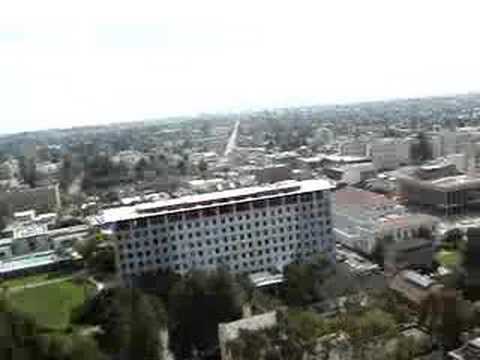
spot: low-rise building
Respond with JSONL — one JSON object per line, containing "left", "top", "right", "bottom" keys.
{"left": 369, "top": 138, "right": 412, "bottom": 171}
{"left": 187, "top": 178, "right": 228, "bottom": 193}
{"left": 322, "top": 155, "right": 371, "bottom": 169}
{"left": 339, "top": 140, "right": 368, "bottom": 157}
{"left": 388, "top": 270, "right": 443, "bottom": 306}
{"left": 324, "top": 162, "right": 376, "bottom": 185}
{"left": 385, "top": 238, "right": 435, "bottom": 272}
{"left": 0, "top": 184, "right": 62, "bottom": 213}
{"left": 397, "top": 163, "right": 480, "bottom": 215}
{"left": 255, "top": 165, "right": 292, "bottom": 184}
{"left": 333, "top": 188, "right": 438, "bottom": 254}
{"left": 333, "top": 188, "right": 404, "bottom": 254}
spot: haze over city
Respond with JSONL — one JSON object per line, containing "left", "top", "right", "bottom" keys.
{"left": 1, "top": 0, "right": 480, "bottom": 134}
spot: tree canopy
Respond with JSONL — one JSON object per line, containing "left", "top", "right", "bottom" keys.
{"left": 168, "top": 270, "right": 245, "bottom": 358}
{"left": 0, "top": 295, "right": 106, "bottom": 360}
{"left": 72, "top": 287, "right": 167, "bottom": 360}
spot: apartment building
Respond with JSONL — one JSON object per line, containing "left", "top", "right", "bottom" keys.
{"left": 369, "top": 138, "right": 412, "bottom": 171}
{"left": 95, "top": 180, "right": 335, "bottom": 283}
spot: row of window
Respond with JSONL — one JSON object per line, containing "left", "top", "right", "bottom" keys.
{"left": 118, "top": 219, "right": 332, "bottom": 241}
{"left": 120, "top": 250, "right": 322, "bottom": 273}
{"left": 131, "top": 212, "right": 328, "bottom": 233}
{"left": 116, "top": 195, "right": 330, "bottom": 231}
{"left": 120, "top": 235, "right": 332, "bottom": 255}
{"left": 119, "top": 239, "right": 327, "bottom": 260}
{"left": 118, "top": 226, "right": 333, "bottom": 249}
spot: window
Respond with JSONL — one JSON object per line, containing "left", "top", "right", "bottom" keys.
{"left": 285, "top": 195, "right": 298, "bottom": 204}
{"left": 253, "top": 200, "right": 266, "bottom": 209}
{"left": 268, "top": 198, "right": 282, "bottom": 207}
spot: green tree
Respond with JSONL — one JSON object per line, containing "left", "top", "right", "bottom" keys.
{"left": 284, "top": 263, "right": 316, "bottom": 306}
{"left": 168, "top": 270, "right": 244, "bottom": 358}
{"left": 391, "top": 335, "right": 419, "bottom": 360}
{"left": 444, "top": 228, "right": 463, "bottom": 250}
{"left": 72, "top": 287, "right": 166, "bottom": 360}
{"left": 420, "top": 288, "right": 468, "bottom": 350}
{"left": 74, "top": 232, "right": 114, "bottom": 275}
{"left": 284, "top": 257, "right": 334, "bottom": 306}
{"left": 460, "top": 227, "right": 480, "bottom": 296}
{"left": 0, "top": 296, "right": 106, "bottom": 360}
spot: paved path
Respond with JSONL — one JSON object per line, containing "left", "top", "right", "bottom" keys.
{"left": 67, "top": 172, "right": 84, "bottom": 196}
{"left": 7, "top": 275, "right": 75, "bottom": 293}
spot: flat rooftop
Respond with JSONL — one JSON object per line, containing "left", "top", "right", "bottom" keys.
{"left": 335, "top": 188, "right": 396, "bottom": 208}
{"left": 323, "top": 154, "right": 371, "bottom": 163}
{"left": 430, "top": 174, "right": 480, "bottom": 189}
{"left": 378, "top": 213, "right": 438, "bottom": 228}
{"left": 93, "top": 179, "right": 334, "bottom": 225}
{"left": 398, "top": 168, "right": 480, "bottom": 190}
{"left": 13, "top": 223, "right": 48, "bottom": 239}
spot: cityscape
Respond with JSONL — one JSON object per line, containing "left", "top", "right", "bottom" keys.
{"left": 2, "top": 94, "right": 480, "bottom": 359}
{"left": 4, "top": 1, "right": 480, "bottom": 359}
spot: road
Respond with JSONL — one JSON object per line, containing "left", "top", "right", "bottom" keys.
{"left": 68, "top": 172, "right": 84, "bottom": 196}
{"left": 224, "top": 120, "right": 240, "bottom": 157}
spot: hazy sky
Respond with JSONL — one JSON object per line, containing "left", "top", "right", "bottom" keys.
{"left": 1, "top": 0, "right": 480, "bottom": 134}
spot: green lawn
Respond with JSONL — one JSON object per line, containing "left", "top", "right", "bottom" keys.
{"left": 436, "top": 250, "right": 461, "bottom": 269}
{"left": 9, "top": 280, "right": 92, "bottom": 330}
{"left": 1, "top": 271, "right": 72, "bottom": 289}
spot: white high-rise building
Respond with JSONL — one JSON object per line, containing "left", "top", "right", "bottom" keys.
{"left": 95, "top": 180, "right": 336, "bottom": 284}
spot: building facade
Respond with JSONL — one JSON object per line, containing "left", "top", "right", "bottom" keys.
{"left": 369, "top": 138, "right": 412, "bottom": 171}
{"left": 96, "top": 180, "right": 335, "bottom": 283}
{"left": 0, "top": 184, "right": 62, "bottom": 213}
{"left": 333, "top": 188, "right": 438, "bottom": 255}
{"left": 339, "top": 141, "right": 368, "bottom": 157}
{"left": 397, "top": 164, "right": 480, "bottom": 215}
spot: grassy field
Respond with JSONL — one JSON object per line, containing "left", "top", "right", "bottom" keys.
{"left": 1, "top": 271, "right": 72, "bottom": 289}
{"left": 436, "top": 249, "right": 461, "bottom": 269}
{"left": 9, "top": 280, "right": 92, "bottom": 330}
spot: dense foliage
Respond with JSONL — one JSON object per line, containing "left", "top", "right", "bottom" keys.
{"left": 168, "top": 270, "right": 245, "bottom": 358}
{"left": 0, "top": 296, "right": 106, "bottom": 360}
{"left": 72, "top": 287, "right": 167, "bottom": 360}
